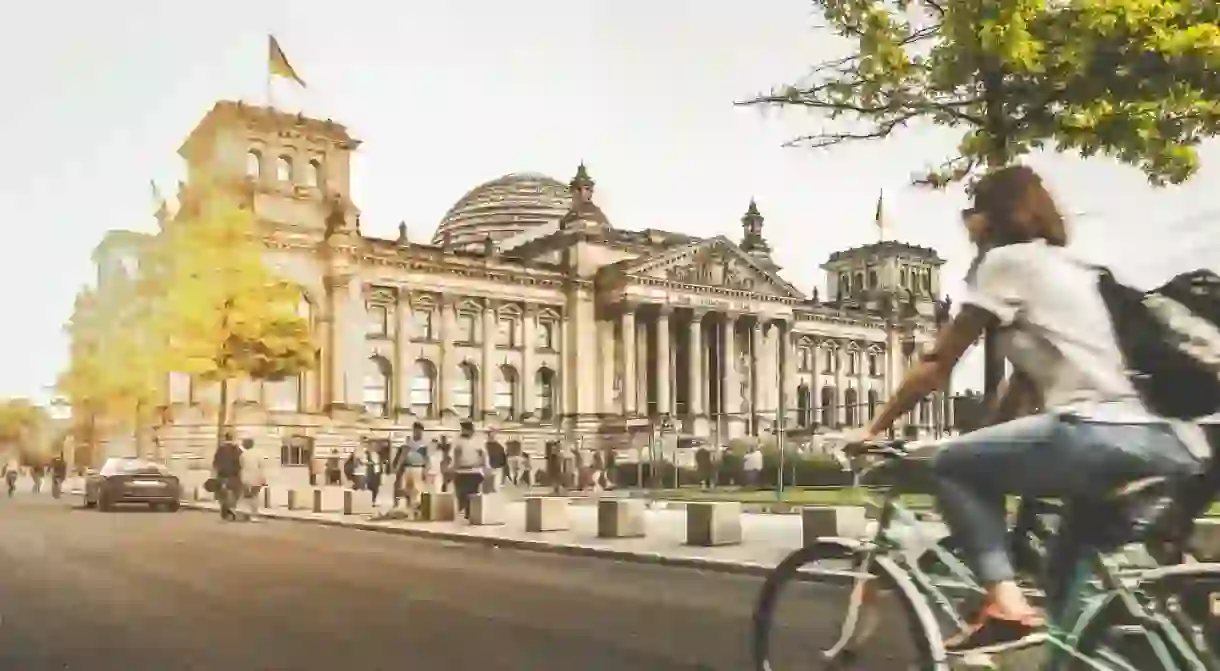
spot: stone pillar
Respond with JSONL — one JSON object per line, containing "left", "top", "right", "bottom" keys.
{"left": 750, "top": 321, "right": 762, "bottom": 435}
{"left": 811, "top": 341, "right": 824, "bottom": 425}
{"left": 395, "top": 291, "right": 414, "bottom": 417}
{"left": 599, "top": 317, "right": 617, "bottom": 414}
{"left": 781, "top": 322, "right": 797, "bottom": 427}
{"left": 834, "top": 345, "right": 846, "bottom": 426}
{"left": 687, "top": 311, "right": 704, "bottom": 417}
{"left": 855, "top": 351, "right": 867, "bottom": 428}
{"left": 343, "top": 278, "right": 365, "bottom": 408}
{"left": 722, "top": 314, "right": 743, "bottom": 438}
{"left": 323, "top": 276, "right": 348, "bottom": 409}
{"left": 439, "top": 296, "right": 458, "bottom": 418}
{"left": 521, "top": 306, "right": 537, "bottom": 418}
{"left": 621, "top": 306, "right": 637, "bottom": 418}
{"left": 636, "top": 316, "right": 649, "bottom": 415}
{"left": 481, "top": 302, "right": 497, "bottom": 421}
{"left": 656, "top": 307, "right": 672, "bottom": 415}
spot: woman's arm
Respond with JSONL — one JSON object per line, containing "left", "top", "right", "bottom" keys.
{"left": 866, "top": 305, "right": 996, "bottom": 437}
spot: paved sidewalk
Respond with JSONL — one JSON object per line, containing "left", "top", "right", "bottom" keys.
{"left": 178, "top": 497, "right": 893, "bottom": 577}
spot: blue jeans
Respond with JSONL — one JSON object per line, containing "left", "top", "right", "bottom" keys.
{"left": 930, "top": 412, "right": 1199, "bottom": 585}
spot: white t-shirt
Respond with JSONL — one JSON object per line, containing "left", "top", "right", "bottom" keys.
{"left": 964, "top": 240, "right": 1154, "bottom": 421}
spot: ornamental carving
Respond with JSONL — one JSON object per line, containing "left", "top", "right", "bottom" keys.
{"left": 664, "top": 250, "right": 756, "bottom": 291}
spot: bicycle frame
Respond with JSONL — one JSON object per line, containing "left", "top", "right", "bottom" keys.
{"left": 850, "top": 455, "right": 1213, "bottom": 671}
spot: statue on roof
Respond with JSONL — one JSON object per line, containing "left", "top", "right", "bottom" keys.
{"left": 397, "top": 221, "right": 408, "bottom": 245}
{"left": 483, "top": 234, "right": 498, "bottom": 257}
{"left": 559, "top": 162, "right": 610, "bottom": 229}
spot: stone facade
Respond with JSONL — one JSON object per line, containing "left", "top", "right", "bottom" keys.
{"left": 90, "top": 101, "right": 954, "bottom": 468}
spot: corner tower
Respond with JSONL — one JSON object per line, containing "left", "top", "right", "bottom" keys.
{"left": 821, "top": 241, "right": 945, "bottom": 318}
{"left": 175, "top": 101, "right": 362, "bottom": 232}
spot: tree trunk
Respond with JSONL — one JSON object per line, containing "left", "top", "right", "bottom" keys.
{"left": 216, "top": 378, "right": 229, "bottom": 447}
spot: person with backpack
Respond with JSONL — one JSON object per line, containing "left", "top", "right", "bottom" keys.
{"left": 50, "top": 454, "right": 67, "bottom": 499}
{"left": 212, "top": 432, "right": 243, "bottom": 522}
{"left": 846, "top": 165, "right": 1203, "bottom": 654}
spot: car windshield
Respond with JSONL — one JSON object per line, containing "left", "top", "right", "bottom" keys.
{"left": 101, "top": 459, "right": 168, "bottom": 476}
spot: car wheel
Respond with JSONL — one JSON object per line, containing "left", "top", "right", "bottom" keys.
{"left": 168, "top": 501, "right": 180, "bottom": 512}
{"left": 97, "top": 493, "right": 112, "bottom": 512}
{"left": 83, "top": 494, "right": 96, "bottom": 508}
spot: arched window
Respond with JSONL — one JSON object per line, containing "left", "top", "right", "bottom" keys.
{"left": 844, "top": 388, "right": 858, "bottom": 426}
{"left": 246, "top": 150, "right": 262, "bottom": 179}
{"left": 495, "top": 365, "right": 518, "bottom": 419}
{"left": 796, "top": 384, "right": 811, "bottom": 427}
{"left": 454, "top": 363, "right": 478, "bottom": 419}
{"left": 276, "top": 155, "right": 293, "bottom": 183}
{"left": 363, "top": 356, "right": 392, "bottom": 417}
{"left": 410, "top": 360, "right": 436, "bottom": 418}
{"left": 868, "top": 390, "right": 880, "bottom": 420}
{"left": 305, "top": 159, "right": 322, "bottom": 188}
{"left": 820, "top": 386, "right": 835, "bottom": 427}
{"left": 536, "top": 368, "right": 556, "bottom": 421}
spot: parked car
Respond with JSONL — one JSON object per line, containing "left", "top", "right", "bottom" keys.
{"left": 83, "top": 458, "right": 181, "bottom": 512}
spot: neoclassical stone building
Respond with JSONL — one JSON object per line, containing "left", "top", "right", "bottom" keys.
{"left": 92, "top": 101, "right": 953, "bottom": 464}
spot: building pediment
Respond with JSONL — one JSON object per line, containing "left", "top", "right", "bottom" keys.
{"left": 613, "top": 236, "right": 803, "bottom": 300}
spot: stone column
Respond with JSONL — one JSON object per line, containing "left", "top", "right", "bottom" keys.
{"left": 439, "top": 296, "right": 458, "bottom": 419}
{"left": 811, "top": 341, "right": 824, "bottom": 425}
{"left": 722, "top": 314, "right": 743, "bottom": 438}
{"left": 749, "top": 321, "right": 763, "bottom": 434}
{"left": 621, "top": 306, "right": 637, "bottom": 418}
{"left": 687, "top": 310, "right": 705, "bottom": 433}
{"left": 323, "top": 275, "right": 349, "bottom": 410}
{"left": 834, "top": 345, "right": 846, "bottom": 426}
{"left": 395, "top": 291, "right": 414, "bottom": 417}
{"left": 636, "top": 316, "right": 649, "bottom": 415}
{"left": 521, "top": 306, "right": 537, "bottom": 418}
{"left": 599, "top": 317, "right": 617, "bottom": 414}
{"left": 780, "top": 321, "right": 796, "bottom": 430}
{"left": 855, "top": 349, "right": 867, "bottom": 428}
{"left": 481, "top": 301, "right": 497, "bottom": 421}
{"left": 656, "top": 307, "right": 672, "bottom": 415}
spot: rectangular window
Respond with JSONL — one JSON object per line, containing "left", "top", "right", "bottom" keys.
{"left": 366, "top": 305, "right": 388, "bottom": 337}
{"left": 823, "top": 350, "right": 836, "bottom": 374}
{"left": 497, "top": 317, "right": 517, "bottom": 347}
{"left": 456, "top": 313, "right": 476, "bottom": 343}
{"left": 413, "top": 310, "right": 434, "bottom": 340}
{"left": 536, "top": 321, "right": 557, "bottom": 350}
{"left": 868, "top": 353, "right": 880, "bottom": 377}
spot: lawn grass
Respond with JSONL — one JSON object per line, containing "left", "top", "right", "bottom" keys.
{"left": 646, "top": 487, "right": 1220, "bottom": 517}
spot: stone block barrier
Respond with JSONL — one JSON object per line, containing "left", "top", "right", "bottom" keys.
{"left": 525, "top": 496, "right": 569, "bottom": 532}
{"left": 287, "top": 489, "right": 305, "bottom": 511}
{"left": 470, "top": 494, "right": 505, "bottom": 526}
{"left": 597, "top": 499, "right": 645, "bottom": 539}
{"left": 801, "top": 506, "right": 867, "bottom": 546}
{"left": 686, "top": 501, "right": 742, "bottom": 547}
{"left": 343, "top": 489, "right": 373, "bottom": 516}
{"left": 311, "top": 488, "right": 323, "bottom": 513}
{"left": 421, "top": 492, "right": 456, "bottom": 522}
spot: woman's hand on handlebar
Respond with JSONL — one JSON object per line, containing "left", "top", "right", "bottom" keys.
{"left": 829, "top": 427, "right": 878, "bottom": 470}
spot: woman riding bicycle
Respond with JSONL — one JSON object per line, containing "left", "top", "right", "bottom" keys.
{"left": 848, "top": 165, "right": 1202, "bottom": 654}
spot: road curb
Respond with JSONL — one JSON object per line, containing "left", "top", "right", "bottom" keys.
{"left": 175, "top": 501, "right": 842, "bottom": 582}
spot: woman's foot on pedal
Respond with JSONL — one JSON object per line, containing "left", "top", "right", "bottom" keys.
{"left": 945, "top": 607, "right": 1045, "bottom": 654}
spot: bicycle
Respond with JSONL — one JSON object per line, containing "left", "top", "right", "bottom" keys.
{"left": 751, "top": 439, "right": 1220, "bottom": 670}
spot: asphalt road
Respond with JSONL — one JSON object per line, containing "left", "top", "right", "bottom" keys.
{"left": 0, "top": 494, "right": 926, "bottom": 671}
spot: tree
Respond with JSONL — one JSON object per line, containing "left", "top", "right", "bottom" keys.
{"left": 149, "top": 188, "right": 316, "bottom": 443}
{"left": 0, "top": 398, "right": 50, "bottom": 464}
{"left": 739, "top": 0, "right": 1220, "bottom": 396}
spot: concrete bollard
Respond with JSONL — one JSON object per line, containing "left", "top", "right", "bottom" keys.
{"left": 802, "top": 506, "right": 868, "bottom": 546}
{"left": 686, "top": 501, "right": 743, "bottom": 547}
{"left": 470, "top": 493, "right": 505, "bottom": 526}
{"left": 598, "top": 499, "right": 646, "bottom": 538}
{"left": 191, "top": 486, "right": 201, "bottom": 502}
{"left": 311, "top": 488, "right": 323, "bottom": 513}
{"left": 525, "top": 496, "right": 569, "bottom": 532}
{"left": 262, "top": 487, "right": 272, "bottom": 509}
{"left": 1191, "top": 518, "right": 1220, "bottom": 561}
{"left": 343, "top": 489, "right": 374, "bottom": 515}
{"left": 287, "top": 489, "right": 303, "bottom": 511}
{"left": 420, "top": 491, "right": 457, "bottom": 522}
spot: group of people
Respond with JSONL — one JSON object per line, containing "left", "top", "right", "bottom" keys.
{"left": 211, "top": 434, "right": 266, "bottom": 522}
{"left": 3, "top": 454, "right": 69, "bottom": 498}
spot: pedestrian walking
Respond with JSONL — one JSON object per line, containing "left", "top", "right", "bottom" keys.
{"left": 394, "top": 422, "right": 427, "bottom": 507}
{"left": 365, "top": 447, "right": 382, "bottom": 505}
{"left": 450, "top": 421, "right": 487, "bottom": 520}
{"left": 3, "top": 457, "right": 19, "bottom": 498}
{"left": 484, "top": 431, "right": 506, "bottom": 493}
{"left": 439, "top": 437, "right": 454, "bottom": 492}
{"left": 212, "top": 432, "right": 243, "bottom": 521}
{"left": 238, "top": 438, "right": 265, "bottom": 521}
{"left": 506, "top": 441, "right": 523, "bottom": 486}
{"left": 50, "top": 454, "right": 67, "bottom": 499}
{"left": 30, "top": 465, "right": 44, "bottom": 494}
{"left": 325, "top": 452, "right": 341, "bottom": 486}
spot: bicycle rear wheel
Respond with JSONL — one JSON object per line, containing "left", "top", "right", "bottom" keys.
{"left": 752, "top": 539, "right": 945, "bottom": 671}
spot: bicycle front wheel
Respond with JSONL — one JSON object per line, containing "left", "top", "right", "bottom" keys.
{"left": 752, "top": 539, "right": 946, "bottom": 671}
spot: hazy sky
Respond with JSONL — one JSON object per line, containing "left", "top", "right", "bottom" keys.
{"left": 2, "top": 0, "right": 1217, "bottom": 403}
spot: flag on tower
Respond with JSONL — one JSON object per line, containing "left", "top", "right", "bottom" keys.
{"left": 268, "top": 35, "right": 306, "bottom": 88}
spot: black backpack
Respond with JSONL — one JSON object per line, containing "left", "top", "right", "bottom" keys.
{"left": 1096, "top": 267, "right": 1220, "bottom": 419}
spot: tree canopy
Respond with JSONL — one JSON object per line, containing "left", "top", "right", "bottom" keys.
{"left": 0, "top": 398, "right": 50, "bottom": 463}
{"left": 740, "top": 0, "right": 1220, "bottom": 186}
{"left": 148, "top": 187, "right": 316, "bottom": 435}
